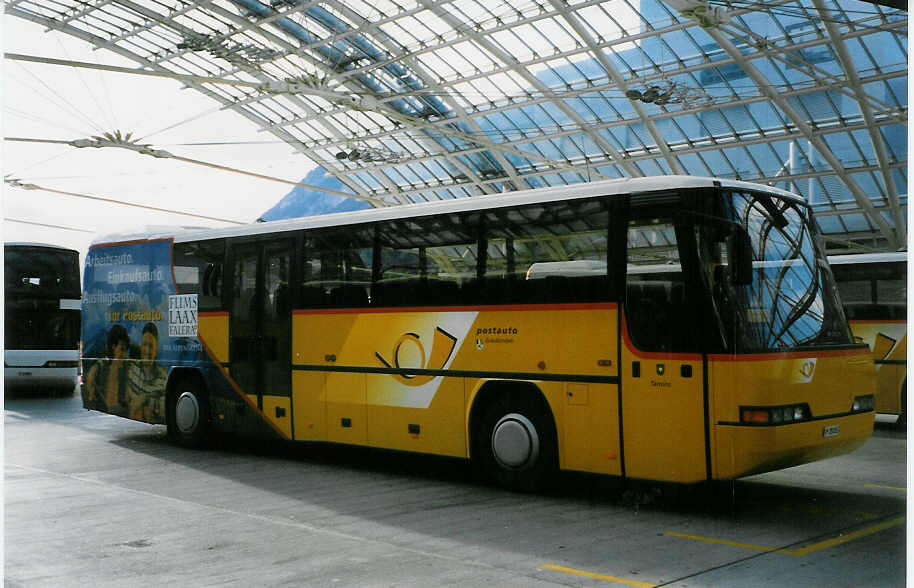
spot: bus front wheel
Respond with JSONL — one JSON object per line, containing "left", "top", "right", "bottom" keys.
{"left": 167, "top": 379, "right": 210, "bottom": 448}
{"left": 472, "top": 393, "right": 557, "bottom": 492}
{"left": 897, "top": 382, "right": 906, "bottom": 429}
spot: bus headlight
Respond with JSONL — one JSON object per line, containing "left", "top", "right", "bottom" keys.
{"left": 43, "top": 360, "right": 79, "bottom": 368}
{"left": 852, "top": 395, "right": 874, "bottom": 413}
{"left": 740, "top": 403, "right": 810, "bottom": 425}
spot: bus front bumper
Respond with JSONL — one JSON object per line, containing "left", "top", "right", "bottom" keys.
{"left": 713, "top": 411, "right": 875, "bottom": 480}
{"left": 4, "top": 367, "right": 79, "bottom": 391}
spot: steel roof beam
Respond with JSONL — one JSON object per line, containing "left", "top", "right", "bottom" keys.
{"left": 4, "top": 4, "right": 386, "bottom": 206}
{"left": 724, "top": 21, "right": 905, "bottom": 120}
{"left": 213, "top": 0, "right": 616, "bottom": 189}
{"left": 550, "top": 0, "right": 685, "bottom": 175}
{"left": 320, "top": 0, "right": 506, "bottom": 195}
{"left": 706, "top": 28, "right": 900, "bottom": 250}
{"left": 291, "top": 95, "right": 902, "bottom": 175}
{"left": 172, "top": 0, "right": 412, "bottom": 204}
{"left": 280, "top": 67, "right": 905, "bottom": 162}
{"left": 328, "top": 155, "right": 903, "bottom": 204}
{"left": 812, "top": 0, "right": 906, "bottom": 244}
{"left": 325, "top": 4, "right": 903, "bottom": 113}
{"left": 416, "top": 0, "right": 640, "bottom": 179}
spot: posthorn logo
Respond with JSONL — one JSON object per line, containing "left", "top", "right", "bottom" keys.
{"left": 375, "top": 327, "right": 458, "bottom": 386}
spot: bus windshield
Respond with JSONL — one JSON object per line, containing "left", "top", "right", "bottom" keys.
{"left": 700, "top": 191, "right": 852, "bottom": 353}
{"left": 4, "top": 246, "right": 81, "bottom": 298}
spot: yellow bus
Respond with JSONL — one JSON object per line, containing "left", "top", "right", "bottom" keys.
{"left": 80, "top": 176, "right": 875, "bottom": 490}
{"left": 829, "top": 252, "right": 906, "bottom": 426}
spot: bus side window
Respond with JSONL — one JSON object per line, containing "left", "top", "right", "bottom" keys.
{"left": 373, "top": 213, "right": 478, "bottom": 307}
{"left": 625, "top": 218, "right": 686, "bottom": 352}
{"left": 174, "top": 239, "right": 226, "bottom": 311}
{"left": 302, "top": 231, "right": 373, "bottom": 309}
{"left": 483, "top": 197, "right": 613, "bottom": 304}
{"left": 876, "top": 263, "right": 906, "bottom": 321}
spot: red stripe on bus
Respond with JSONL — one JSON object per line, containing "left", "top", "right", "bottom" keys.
{"left": 89, "top": 237, "right": 174, "bottom": 249}
{"left": 707, "top": 347, "right": 870, "bottom": 362}
{"left": 292, "top": 302, "right": 618, "bottom": 315}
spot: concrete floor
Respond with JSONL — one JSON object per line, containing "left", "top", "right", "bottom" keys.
{"left": 4, "top": 393, "right": 906, "bottom": 587}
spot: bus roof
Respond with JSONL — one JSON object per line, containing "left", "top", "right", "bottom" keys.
{"left": 90, "top": 175, "right": 806, "bottom": 247}
{"left": 826, "top": 251, "right": 907, "bottom": 265}
{"left": 4, "top": 242, "right": 79, "bottom": 254}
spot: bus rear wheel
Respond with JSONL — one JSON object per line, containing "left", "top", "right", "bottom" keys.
{"left": 167, "top": 379, "right": 210, "bottom": 448}
{"left": 472, "top": 393, "right": 557, "bottom": 492}
{"left": 896, "top": 383, "right": 906, "bottom": 430}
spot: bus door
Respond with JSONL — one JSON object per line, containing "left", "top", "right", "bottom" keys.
{"left": 230, "top": 239, "right": 294, "bottom": 438}
{"left": 620, "top": 205, "right": 708, "bottom": 483}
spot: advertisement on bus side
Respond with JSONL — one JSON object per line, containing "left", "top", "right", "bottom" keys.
{"left": 81, "top": 240, "right": 204, "bottom": 424}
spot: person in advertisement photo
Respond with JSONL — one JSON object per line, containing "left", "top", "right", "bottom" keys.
{"left": 127, "top": 322, "right": 168, "bottom": 421}
{"left": 85, "top": 323, "right": 129, "bottom": 413}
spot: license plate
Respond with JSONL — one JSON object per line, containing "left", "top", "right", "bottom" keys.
{"left": 822, "top": 424, "right": 840, "bottom": 438}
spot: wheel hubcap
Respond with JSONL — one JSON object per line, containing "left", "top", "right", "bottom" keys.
{"left": 175, "top": 392, "right": 199, "bottom": 434}
{"left": 491, "top": 413, "right": 539, "bottom": 470}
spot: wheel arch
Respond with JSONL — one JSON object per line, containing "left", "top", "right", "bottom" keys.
{"left": 165, "top": 367, "right": 209, "bottom": 422}
{"left": 467, "top": 379, "right": 558, "bottom": 461}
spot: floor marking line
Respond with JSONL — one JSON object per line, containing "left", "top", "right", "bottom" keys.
{"left": 662, "top": 532, "right": 772, "bottom": 552}
{"left": 664, "top": 516, "right": 905, "bottom": 557}
{"left": 786, "top": 516, "right": 905, "bottom": 556}
{"left": 539, "top": 564, "right": 656, "bottom": 587}
{"left": 865, "top": 483, "right": 906, "bottom": 492}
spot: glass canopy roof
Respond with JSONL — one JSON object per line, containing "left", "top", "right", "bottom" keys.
{"left": 6, "top": 0, "right": 907, "bottom": 252}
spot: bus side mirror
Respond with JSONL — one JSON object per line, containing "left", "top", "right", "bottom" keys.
{"left": 729, "top": 229, "right": 753, "bottom": 286}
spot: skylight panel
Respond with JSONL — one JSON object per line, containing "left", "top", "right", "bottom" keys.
{"left": 723, "top": 145, "right": 762, "bottom": 179}
{"left": 880, "top": 125, "right": 907, "bottom": 162}
{"left": 441, "top": 0, "right": 489, "bottom": 32}
{"left": 657, "top": 30, "right": 704, "bottom": 68}
{"left": 891, "top": 169, "right": 906, "bottom": 196}
{"left": 532, "top": 16, "right": 579, "bottom": 54}
{"left": 353, "top": 171, "right": 384, "bottom": 192}
{"left": 448, "top": 40, "right": 493, "bottom": 77}
{"left": 573, "top": 4, "right": 623, "bottom": 42}
{"left": 849, "top": 129, "right": 878, "bottom": 167}
{"left": 842, "top": 213, "right": 873, "bottom": 232}
{"left": 699, "top": 149, "right": 736, "bottom": 178}
{"left": 718, "top": 105, "right": 763, "bottom": 138}
{"left": 654, "top": 118, "right": 688, "bottom": 146}
{"left": 553, "top": 135, "right": 585, "bottom": 161}
{"left": 635, "top": 159, "right": 664, "bottom": 176}
{"left": 677, "top": 152, "right": 711, "bottom": 176}
{"left": 606, "top": 0, "right": 646, "bottom": 38}
{"left": 290, "top": 120, "right": 331, "bottom": 142}
{"left": 415, "top": 9, "right": 454, "bottom": 41}
{"left": 562, "top": 96, "right": 597, "bottom": 126}
{"left": 414, "top": 49, "right": 463, "bottom": 84}
{"left": 463, "top": 75, "right": 514, "bottom": 108}
{"left": 423, "top": 159, "right": 452, "bottom": 182}
{"left": 852, "top": 171, "right": 886, "bottom": 201}
{"left": 174, "top": 8, "right": 224, "bottom": 33}
{"left": 102, "top": 4, "right": 144, "bottom": 31}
